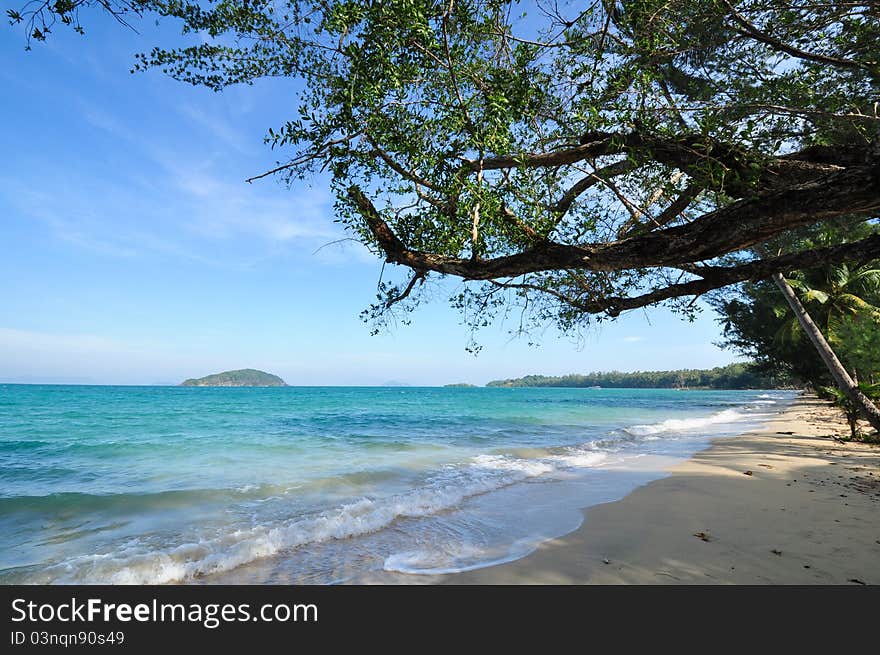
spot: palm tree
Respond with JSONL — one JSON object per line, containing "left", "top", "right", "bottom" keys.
{"left": 769, "top": 270, "right": 880, "bottom": 433}
{"left": 786, "top": 261, "right": 880, "bottom": 346}
{"left": 772, "top": 261, "right": 880, "bottom": 380}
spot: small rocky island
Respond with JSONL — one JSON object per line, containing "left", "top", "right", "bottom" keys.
{"left": 180, "top": 369, "right": 287, "bottom": 387}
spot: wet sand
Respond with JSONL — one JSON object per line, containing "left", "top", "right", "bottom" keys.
{"left": 440, "top": 396, "right": 880, "bottom": 584}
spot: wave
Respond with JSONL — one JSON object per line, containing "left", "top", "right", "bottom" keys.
{"left": 0, "top": 439, "right": 54, "bottom": 451}
{"left": 547, "top": 450, "right": 608, "bottom": 468}
{"left": 623, "top": 408, "right": 746, "bottom": 437}
{"left": 35, "top": 450, "right": 609, "bottom": 584}
{"left": 0, "top": 466, "right": 416, "bottom": 515}
{"left": 0, "top": 487, "right": 265, "bottom": 515}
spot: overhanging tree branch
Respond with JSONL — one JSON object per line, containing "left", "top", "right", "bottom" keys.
{"left": 349, "top": 159, "right": 880, "bottom": 281}
{"left": 490, "top": 234, "right": 880, "bottom": 317}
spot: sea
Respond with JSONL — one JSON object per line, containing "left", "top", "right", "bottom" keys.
{"left": 0, "top": 385, "right": 796, "bottom": 584}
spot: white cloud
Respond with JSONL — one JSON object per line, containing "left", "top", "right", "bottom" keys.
{"left": 622, "top": 336, "right": 646, "bottom": 342}
{"left": 78, "top": 101, "right": 137, "bottom": 141}
{"left": 9, "top": 99, "right": 344, "bottom": 264}
{"left": 176, "top": 103, "right": 255, "bottom": 154}
{"left": 177, "top": 176, "right": 340, "bottom": 245}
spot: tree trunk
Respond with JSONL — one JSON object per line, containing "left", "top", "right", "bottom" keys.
{"left": 771, "top": 271, "right": 880, "bottom": 433}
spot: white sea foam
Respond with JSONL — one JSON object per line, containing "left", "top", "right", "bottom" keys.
{"left": 472, "top": 454, "right": 555, "bottom": 476}
{"left": 624, "top": 408, "right": 745, "bottom": 437}
{"left": 547, "top": 450, "right": 608, "bottom": 468}
{"left": 383, "top": 539, "right": 537, "bottom": 575}
{"left": 383, "top": 543, "right": 488, "bottom": 574}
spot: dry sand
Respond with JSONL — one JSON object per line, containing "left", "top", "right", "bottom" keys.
{"left": 440, "top": 395, "right": 880, "bottom": 584}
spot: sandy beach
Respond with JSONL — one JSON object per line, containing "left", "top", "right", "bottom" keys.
{"left": 440, "top": 395, "right": 880, "bottom": 584}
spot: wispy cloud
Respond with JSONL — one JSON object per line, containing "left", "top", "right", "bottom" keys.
{"left": 8, "top": 99, "right": 346, "bottom": 266}
{"left": 171, "top": 169, "right": 340, "bottom": 245}
{"left": 78, "top": 101, "right": 138, "bottom": 142}
{"left": 6, "top": 185, "right": 139, "bottom": 258}
{"left": 622, "top": 336, "right": 646, "bottom": 342}
{"left": 176, "top": 103, "right": 256, "bottom": 154}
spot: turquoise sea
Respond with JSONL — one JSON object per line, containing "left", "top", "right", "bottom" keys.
{"left": 0, "top": 385, "right": 795, "bottom": 584}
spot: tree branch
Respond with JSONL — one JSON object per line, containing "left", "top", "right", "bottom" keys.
{"left": 349, "top": 159, "right": 880, "bottom": 280}
{"left": 617, "top": 183, "right": 700, "bottom": 238}
{"left": 722, "top": 0, "right": 871, "bottom": 72}
{"left": 464, "top": 132, "right": 625, "bottom": 172}
{"left": 551, "top": 158, "right": 640, "bottom": 215}
{"left": 384, "top": 271, "right": 426, "bottom": 308}
{"left": 367, "top": 138, "right": 444, "bottom": 193}
{"left": 466, "top": 131, "right": 845, "bottom": 197}
{"left": 494, "top": 234, "right": 880, "bottom": 317}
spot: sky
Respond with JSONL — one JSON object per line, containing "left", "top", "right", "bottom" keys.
{"left": 0, "top": 12, "right": 743, "bottom": 386}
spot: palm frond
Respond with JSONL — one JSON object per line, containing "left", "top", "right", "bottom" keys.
{"left": 801, "top": 288, "right": 829, "bottom": 305}
{"left": 837, "top": 293, "right": 879, "bottom": 315}
{"left": 848, "top": 268, "right": 880, "bottom": 293}
{"left": 785, "top": 278, "right": 807, "bottom": 292}
{"left": 774, "top": 317, "right": 802, "bottom": 346}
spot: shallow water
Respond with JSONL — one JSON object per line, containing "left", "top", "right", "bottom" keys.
{"left": 0, "top": 385, "right": 795, "bottom": 583}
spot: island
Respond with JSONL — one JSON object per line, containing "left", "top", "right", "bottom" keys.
{"left": 179, "top": 369, "right": 287, "bottom": 387}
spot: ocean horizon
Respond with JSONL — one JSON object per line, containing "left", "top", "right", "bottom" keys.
{"left": 0, "top": 385, "right": 795, "bottom": 584}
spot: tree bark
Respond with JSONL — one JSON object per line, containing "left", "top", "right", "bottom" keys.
{"left": 771, "top": 271, "right": 880, "bottom": 433}
{"left": 350, "top": 152, "right": 880, "bottom": 281}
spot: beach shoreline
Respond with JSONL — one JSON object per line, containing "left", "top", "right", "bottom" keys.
{"left": 435, "top": 394, "right": 880, "bottom": 584}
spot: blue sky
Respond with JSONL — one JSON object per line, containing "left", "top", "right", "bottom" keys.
{"left": 0, "top": 14, "right": 742, "bottom": 386}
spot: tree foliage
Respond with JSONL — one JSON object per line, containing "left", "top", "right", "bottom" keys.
{"left": 716, "top": 220, "right": 880, "bottom": 386}
{"left": 486, "top": 362, "right": 791, "bottom": 389}
{"left": 10, "top": 1, "right": 880, "bottom": 338}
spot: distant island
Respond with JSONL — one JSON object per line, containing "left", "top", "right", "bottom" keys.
{"left": 486, "top": 363, "right": 792, "bottom": 390}
{"left": 444, "top": 383, "right": 478, "bottom": 388}
{"left": 180, "top": 369, "right": 287, "bottom": 387}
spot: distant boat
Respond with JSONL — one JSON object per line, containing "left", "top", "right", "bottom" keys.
{"left": 587, "top": 386, "right": 602, "bottom": 389}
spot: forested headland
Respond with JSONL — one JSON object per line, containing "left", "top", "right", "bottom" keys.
{"left": 486, "top": 363, "right": 790, "bottom": 389}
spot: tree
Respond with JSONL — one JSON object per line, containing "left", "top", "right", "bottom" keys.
{"left": 770, "top": 270, "right": 880, "bottom": 431}
{"left": 485, "top": 363, "right": 790, "bottom": 389}
{"left": 834, "top": 315, "right": 880, "bottom": 384}
{"left": 717, "top": 221, "right": 880, "bottom": 429}
{"left": 758, "top": 223, "right": 880, "bottom": 430}
{"left": 10, "top": 2, "right": 880, "bottom": 335}
{"left": 785, "top": 262, "right": 880, "bottom": 341}
{"left": 717, "top": 279, "right": 830, "bottom": 386}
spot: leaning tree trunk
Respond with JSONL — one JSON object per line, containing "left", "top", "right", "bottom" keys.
{"left": 771, "top": 271, "right": 880, "bottom": 433}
